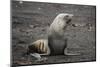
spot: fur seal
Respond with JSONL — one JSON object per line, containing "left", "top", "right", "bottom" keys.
{"left": 27, "top": 13, "right": 79, "bottom": 61}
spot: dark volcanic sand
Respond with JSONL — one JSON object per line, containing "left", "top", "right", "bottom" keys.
{"left": 11, "top": 1, "right": 96, "bottom": 66}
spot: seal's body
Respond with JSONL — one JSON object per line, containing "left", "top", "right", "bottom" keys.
{"left": 48, "top": 38, "right": 66, "bottom": 55}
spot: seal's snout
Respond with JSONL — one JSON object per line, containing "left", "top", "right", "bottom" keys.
{"left": 69, "top": 14, "right": 74, "bottom": 17}
{"left": 68, "top": 14, "right": 74, "bottom": 19}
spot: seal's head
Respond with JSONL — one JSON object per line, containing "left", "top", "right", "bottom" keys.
{"left": 55, "top": 13, "right": 73, "bottom": 25}
{"left": 48, "top": 13, "right": 74, "bottom": 37}
{"left": 52, "top": 13, "right": 73, "bottom": 31}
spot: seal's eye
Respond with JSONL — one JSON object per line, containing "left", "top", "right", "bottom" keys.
{"left": 64, "top": 15, "right": 69, "bottom": 20}
{"left": 65, "top": 15, "right": 69, "bottom": 18}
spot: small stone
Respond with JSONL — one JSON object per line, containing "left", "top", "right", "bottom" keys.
{"left": 38, "top": 7, "right": 41, "bottom": 10}
{"left": 29, "top": 25, "right": 34, "bottom": 28}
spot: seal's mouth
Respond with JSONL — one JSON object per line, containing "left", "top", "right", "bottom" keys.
{"left": 66, "top": 19, "right": 72, "bottom": 24}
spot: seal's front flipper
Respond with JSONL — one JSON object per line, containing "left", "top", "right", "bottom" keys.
{"left": 64, "top": 48, "right": 80, "bottom": 56}
{"left": 64, "top": 52, "right": 80, "bottom": 56}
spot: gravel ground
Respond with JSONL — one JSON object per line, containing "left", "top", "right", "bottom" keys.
{"left": 11, "top": 1, "right": 96, "bottom": 66}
